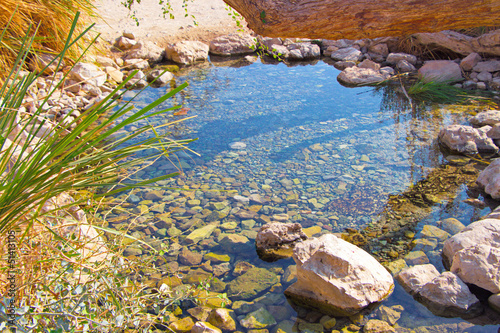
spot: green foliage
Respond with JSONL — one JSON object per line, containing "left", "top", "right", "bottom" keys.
{"left": 0, "top": 12, "right": 214, "bottom": 332}
{"left": 121, "top": 0, "right": 198, "bottom": 26}
{"left": 407, "top": 79, "right": 468, "bottom": 103}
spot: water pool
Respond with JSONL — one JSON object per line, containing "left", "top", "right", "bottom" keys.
{"left": 112, "top": 56, "right": 500, "bottom": 332}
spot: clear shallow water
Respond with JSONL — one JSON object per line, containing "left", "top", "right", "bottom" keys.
{"left": 115, "top": 57, "right": 499, "bottom": 332}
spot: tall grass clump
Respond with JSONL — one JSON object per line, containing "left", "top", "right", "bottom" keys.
{"left": 407, "top": 79, "right": 468, "bottom": 103}
{"left": 0, "top": 13, "right": 203, "bottom": 332}
{"left": 0, "top": 0, "right": 96, "bottom": 81}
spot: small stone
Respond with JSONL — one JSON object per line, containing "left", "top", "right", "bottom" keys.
{"left": 185, "top": 224, "right": 217, "bottom": 244}
{"left": 239, "top": 307, "right": 277, "bottom": 329}
{"left": 439, "top": 218, "right": 466, "bottom": 235}
{"left": 168, "top": 316, "right": 194, "bottom": 332}
{"left": 191, "top": 321, "right": 222, "bottom": 333}
{"left": 362, "top": 319, "right": 395, "bottom": 333}
{"left": 375, "top": 305, "right": 402, "bottom": 325}
{"left": 320, "top": 315, "right": 337, "bottom": 330}
{"left": 404, "top": 251, "right": 429, "bottom": 265}
{"left": 207, "top": 308, "right": 237, "bottom": 331}
{"left": 204, "top": 252, "right": 231, "bottom": 263}
{"left": 488, "top": 293, "right": 500, "bottom": 313}
{"left": 419, "top": 225, "right": 450, "bottom": 241}
{"left": 229, "top": 141, "right": 247, "bottom": 149}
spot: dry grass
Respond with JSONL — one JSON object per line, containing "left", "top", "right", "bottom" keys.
{"left": 0, "top": 0, "right": 97, "bottom": 79}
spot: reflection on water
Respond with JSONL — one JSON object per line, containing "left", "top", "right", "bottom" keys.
{"left": 112, "top": 58, "right": 499, "bottom": 331}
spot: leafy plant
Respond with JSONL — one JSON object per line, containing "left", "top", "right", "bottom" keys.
{"left": 0, "top": 11, "right": 202, "bottom": 332}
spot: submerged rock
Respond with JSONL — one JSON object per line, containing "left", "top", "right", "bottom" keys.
{"left": 227, "top": 267, "right": 278, "bottom": 300}
{"left": 285, "top": 234, "right": 394, "bottom": 316}
{"left": 255, "top": 222, "right": 308, "bottom": 261}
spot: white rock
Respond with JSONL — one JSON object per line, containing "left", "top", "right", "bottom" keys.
{"left": 115, "top": 36, "right": 137, "bottom": 50}
{"left": 331, "top": 47, "right": 363, "bottom": 62}
{"left": 412, "top": 31, "right": 474, "bottom": 56}
{"left": 386, "top": 53, "right": 417, "bottom": 65}
{"left": 368, "top": 43, "right": 389, "bottom": 56}
{"left": 146, "top": 69, "right": 174, "bottom": 86}
{"left": 442, "top": 218, "right": 500, "bottom": 267}
{"left": 209, "top": 34, "right": 256, "bottom": 56}
{"left": 232, "top": 195, "right": 250, "bottom": 204}
{"left": 438, "top": 124, "right": 498, "bottom": 154}
{"left": 477, "top": 159, "right": 500, "bottom": 199}
{"left": 285, "top": 234, "right": 394, "bottom": 316}
{"left": 395, "top": 264, "right": 440, "bottom": 296}
{"left": 418, "top": 60, "right": 463, "bottom": 83}
{"left": 477, "top": 71, "right": 493, "bottom": 82}
{"left": 70, "top": 62, "right": 107, "bottom": 87}
{"left": 127, "top": 41, "right": 165, "bottom": 63}
{"left": 470, "top": 110, "right": 500, "bottom": 126}
{"left": 165, "top": 41, "right": 209, "bottom": 65}
{"left": 337, "top": 67, "right": 387, "bottom": 86}
{"left": 124, "top": 58, "right": 149, "bottom": 70}
{"left": 417, "top": 271, "right": 483, "bottom": 318}
{"left": 256, "top": 223, "right": 307, "bottom": 254}
{"left": 96, "top": 56, "right": 117, "bottom": 68}
{"left": 287, "top": 42, "right": 321, "bottom": 60}
{"left": 450, "top": 244, "right": 500, "bottom": 293}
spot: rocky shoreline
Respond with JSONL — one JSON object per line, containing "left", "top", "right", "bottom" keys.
{"left": 18, "top": 28, "right": 500, "bottom": 332}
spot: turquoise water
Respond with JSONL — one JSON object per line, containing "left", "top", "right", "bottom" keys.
{"left": 117, "top": 57, "right": 499, "bottom": 332}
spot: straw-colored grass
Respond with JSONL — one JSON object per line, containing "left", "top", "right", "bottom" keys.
{"left": 0, "top": 0, "right": 96, "bottom": 80}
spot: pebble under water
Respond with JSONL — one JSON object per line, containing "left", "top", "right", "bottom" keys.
{"left": 109, "top": 57, "right": 500, "bottom": 332}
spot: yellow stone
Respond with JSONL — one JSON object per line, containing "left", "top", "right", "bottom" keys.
{"left": 303, "top": 226, "right": 322, "bottom": 238}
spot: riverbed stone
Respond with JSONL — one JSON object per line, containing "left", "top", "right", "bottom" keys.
{"left": 179, "top": 247, "right": 203, "bottom": 266}
{"left": 450, "top": 244, "right": 500, "bottom": 293}
{"left": 209, "top": 34, "right": 255, "bottom": 56}
{"left": 287, "top": 42, "right": 321, "bottom": 60}
{"left": 207, "top": 308, "right": 237, "bottom": 331}
{"left": 146, "top": 69, "right": 174, "bottom": 86}
{"left": 419, "top": 225, "right": 450, "bottom": 241}
{"left": 239, "top": 307, "right": 277, "bottom": 329}
{"left": 191, "top": 321, "right": 222, "bottom": 333}
{"left": 168, "top": 316, "right": 194, "bottom": 332}
{"left": 362, "top": 319, "right": 396, "bottom": 333}
{"left": 227, "top": 267, "right": 279, "bottom": 300}
{"left": 219, "top": 233, "right": 252, "bottom": 253}
{"left": 473, "top": 60, "right": 500, "bottom": 73}
{"left": 418, "top": 60, "right": 463, "bottom": 83}
{"left": 285, "top": 234, "right": 394, "bottom": 316}
{"left": 185, "top": 223, "right": 218, "bottom": 244}
{"left": 438, "top": 124, "right": 498, "bottom": 154}
{"left": 416, "top": 271, "right": 483, "bottom": 318}
{"left": 375, "top": 305, "right": 402, "bottom": 325}
{"left": 396, "top": 264, "right": 440, "bottom": 296}
{"left": 438, "top": 218, "right": 466, "bottom": 235}
{"left": 404, "top": 251, "right": 429, "bottom": 265}
{"left": 165, "top": 41, "right": 209, "bottom": 65}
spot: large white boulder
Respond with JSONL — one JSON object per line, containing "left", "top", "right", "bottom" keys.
{"left": 477, "top": 158, "right": 500, "bottom": 199}
{"left": 450, "top": 244, "right": 500, "bottom": 294}
{"left": 165, "top": 41, "right": 209, "bottom": 65}
{"left": 438, "top": 124, "right": 498, "bottom": 154}
{"left": 209, "top": 34, "right": 256, "bottom": 56}
{"left": 442, "top": 219, "right": 500, "bottom": 267}
{"left": 284, "top": 234, "right": 394, "bottom": 316}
